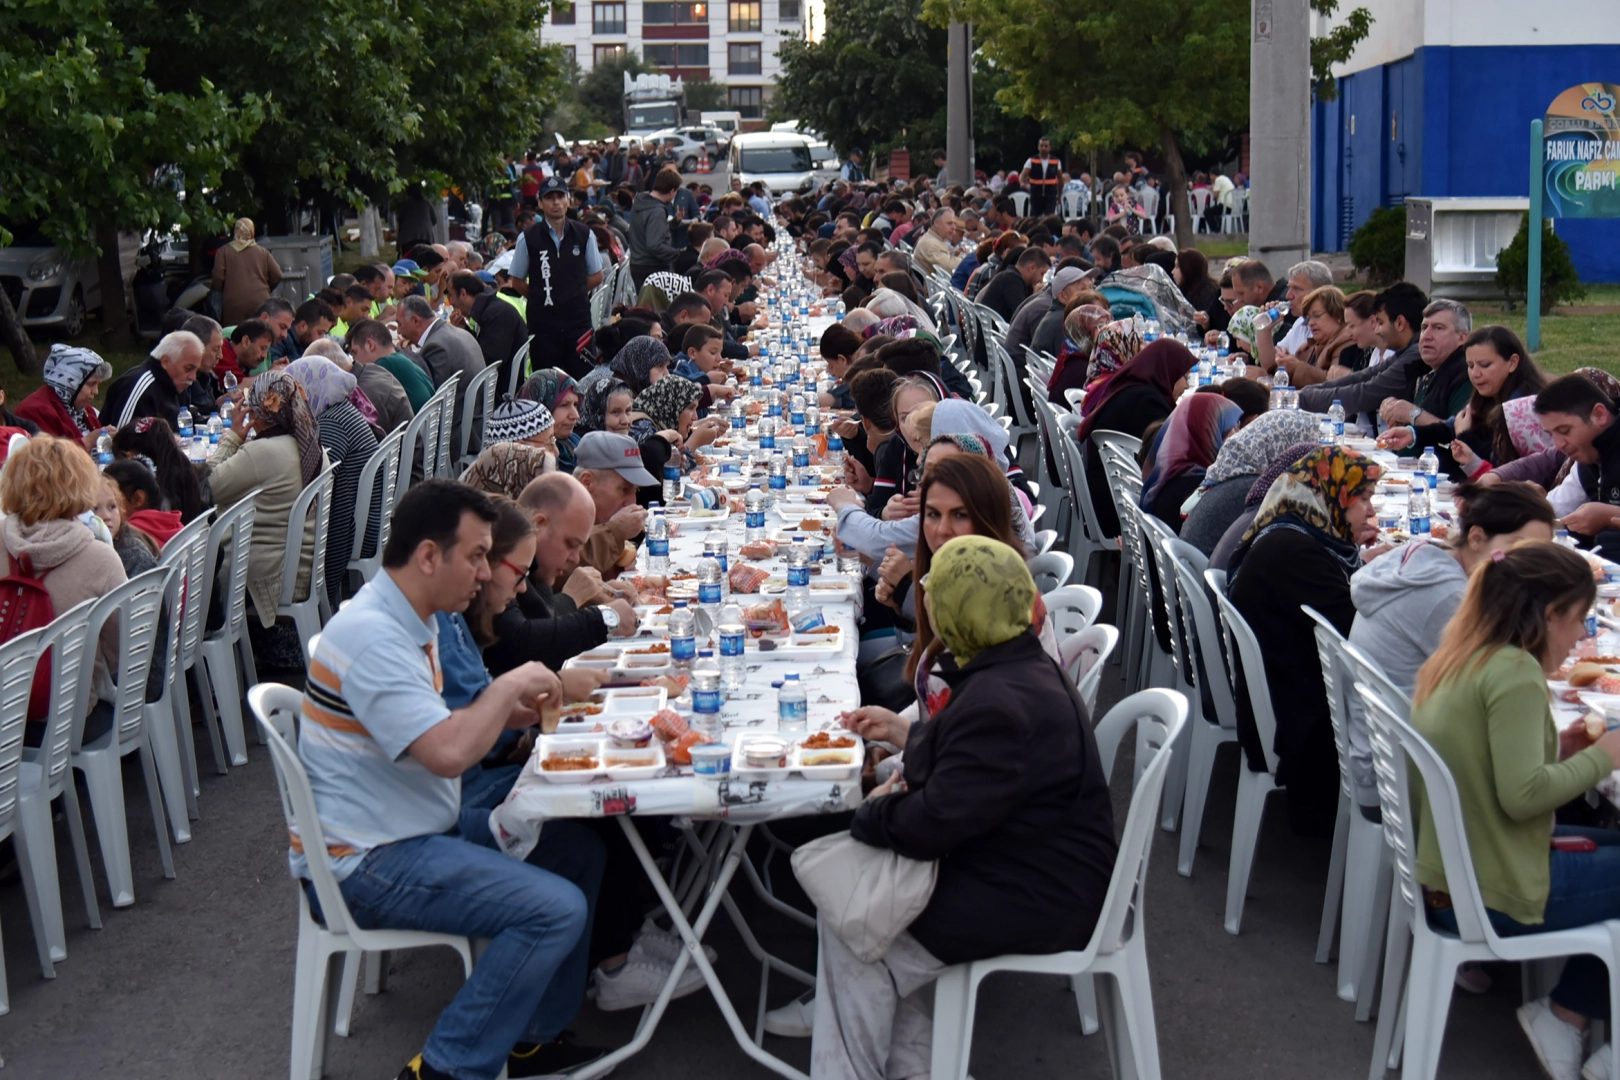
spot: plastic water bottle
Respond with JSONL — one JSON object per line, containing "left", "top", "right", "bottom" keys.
{"left": 691, "top": 652, "right": 723, "bottom": 741}
{"left": 1420, "top": 446, "right": 1440, "bottom": 489}
{"left": 1408, "top": 484, "right": 1431, "bottom": 536}
{"left": 825, "top": 430, "right": 844, "bottom": 470}
{"left": 758, "top": 416, "right": 777, "bottom": 451}
{"left": 790, "top": 392, "right": 806, "bottom": 427}
{"left": 777, "top": 673, "right": 808, "bottom": 735}
{"left": 668, "top": 601, "right": 697, "bottom": 670}
{"left": 791, "top": 433, "right": 811, "bottom": 471}
{"left": 206, "top": 413, "right": 223, "bottom": 444}
{"left": 646, "top": 504, "right": 669, "bottom": 574}
{"left": 176, "top": 406, "right": 193, "bottom": 438}
{"left": 1216, "top": 331, "right": 1230, "bottom": 355}
{"left": 697, "top": 557, "right": 723, "bottom": 619}
{"left": 804, "top": 405, "right": 821, "bottom": 438}
{"left": 220, "top": 399, "right": 234, "bottom": 430}
{"left": 1328, "top": 399, "right": 1345, "bottom": 439}
{"left": 768, "top": 454, "right": 788, "bottom": 504}
{"left": 785, "top": 536, "right": 812, "bottom": 614}
{"left": 1226, "top": 354, "right": 1246, "bottom": 382}
{"left": 1254, "top": 305, "right": 1286, "bottom": 332}
{"left": 717, "top": 603, "right": 746, "bottom": 692}
{"left": 95, "top": 430, "right": 113, "bottom": 467}
{"left": 1271, "top": 363, "right": 1289, "bottom": 391}
{"left": 745, "top": 485, "right": 767, "bottom": 542}
{"left": 767, "top": 388, "right": 783, "bottom": 418}
{"left": 1196, "top": 357, "right": 1213, "bottom": 387}
{"left": 729, "top": 397, "right": 746, "bottom": 432}
{"left": 663, "top": 463, "right": 681, "bottom": 505}
{"left": 703, "top": 534, "right": 729, "bottom": 597}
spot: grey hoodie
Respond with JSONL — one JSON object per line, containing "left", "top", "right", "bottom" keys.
{"left": 1345, "top": 541, "right": 1468, "bottom": 807}
{"left": 627, "top": 191, "right": 679, "bottom": 272}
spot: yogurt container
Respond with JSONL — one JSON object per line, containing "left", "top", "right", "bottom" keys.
{"left": 607, "top": 718, "right": 655, "bottom": 748}
{"left": 689, "top": 743, "right": 732, "bottom": 776}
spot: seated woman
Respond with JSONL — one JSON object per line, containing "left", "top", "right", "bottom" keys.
{"left": 0, "top": 437, "right": 128, "bottom": 741}
{"left": 1181, "top": 409, "right": 1323, "bottom": 555}
{"left": 207, "top": 370, "right": 327, "bottom": 643}
{"left": 819, "top": 324, "right": 863, "bottom": 410}
{"left": 520, "top": 368, "right": 583, "bottom": 472}
{"left": 15, "top": 344, "right": 111, "bottom": 443}
{"left": 574, "top": 379, "right": 636, "bottom": 440}
{"left": 111, "top": 418, "right": 210, "bottom": 524}
{"left": 286, "top": 356, "right": 381, "bottom": 610}
{"left": 630, "top": 376, "right": 721, "bottom": 471}
{"left": 1045, "top": 304, "right": 1114, "bottom": 405}
{"left": 95, "top": 466, "right": 159, "bottom": 577}
{"left": 1265, "top": 286, "right": 1353, "bottom": 387}
{"left": 814, "top": 536, "right": 1117, "bottom": 1079}
{"left": 1227, "top": 446, "right": 1380, "bottom": 837}
{"left": 101, "top": 457, "right": 184, "bottom": 554}
{"left": 1408, "top": 542, "right": 1620, "bottom": 1080}
{"left": 1137, "top": 392, "right": 1244, "bottom": 533}
{"left": 1208, "top": 441, "right": 1321, "bottom": 571}
{"left": 1348, "top": 481, "right": 1555, "bottom": 818}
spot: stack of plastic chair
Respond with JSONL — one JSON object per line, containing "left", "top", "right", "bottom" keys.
{"left": 1141, "top": 515, "right": 1198, "bottom": 831}
{"left": 400, "top": 389, "right": 444, "bottom": 483}
{"left": 433, "top": 372, "right": 461, "bottom": 479}
{"left": 277, "top": 460, "right": 340, "bottom": 658}
{"left": 347, "top": 430, "right": 406, "bottom": 589}
{"left": 457, "top": 363, "right": 502, "bottom": 473}
{"left": 1027, "top": 551, "right": 1076, "bottom": 595}
{"left": 928, "top": 689, "right": 1187, "bottom": 1080}
{"left": 1055, "top": 413, "right": 1112, "bottom": 588}
{"left": 148, "top": 516, "right": 214, "bottom": 837}
{"left": 1166, "top": 551, "right": 1239, "bottom": 878}
{"left": 200, "top": 493, "right": 261, "bottom": 766}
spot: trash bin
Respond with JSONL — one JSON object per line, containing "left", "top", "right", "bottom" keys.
{"left": 1404, "top": 197, "right": 1529, "bottom": 300}
{"left": 261, "top": 235, "right": 334, "bottom": 303}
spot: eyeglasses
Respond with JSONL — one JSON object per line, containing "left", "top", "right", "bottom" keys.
{"left": 498, "top": 557, "right": 529, "bottom": 577}
{"left": 1221, "top": 296, "right": 1240, "bottom": 309}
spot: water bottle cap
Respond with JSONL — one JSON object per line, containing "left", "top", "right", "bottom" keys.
{"left": 1423, "top": 447, "right": 1435, "bottom": 453}
{"left": 786, "top": 672, "right": 799, "bottom": 680}
{"left": 771, "top": 681, "right": 784, "bottom": 689}
{"left": 1332, "top": 399, "right": 1341, "bottom": 405}
{"left": 674, "top": 600, "right": 687, "bottom": 607}
{"left": 699, "top": 650, "right": 713, "bottom": 657}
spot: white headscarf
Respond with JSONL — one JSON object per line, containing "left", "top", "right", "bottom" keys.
{"left": 865, "top": 288, "right": 937, "bottom": 333}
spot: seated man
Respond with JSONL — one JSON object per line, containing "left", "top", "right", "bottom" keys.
{"left": 298, "top": 479, "right": 606, "bottom": 1080}
{"left": 573, "top": 432, "right": 656, "bottom": 578}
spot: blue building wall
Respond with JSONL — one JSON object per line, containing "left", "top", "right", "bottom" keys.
{"left": 1312, "top": 43, "right": 1620, "bottom": 282}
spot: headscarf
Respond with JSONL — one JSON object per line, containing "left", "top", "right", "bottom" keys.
{"left": 229, "top": 217, "right": 256, "bottom": 252}
{"left": 42, "top": 344, "right": 111, "bottom": 433}
{"left": 866, "top": 287, "right": 937, "bottom": 333}
{"left": 837, "top": 244, "right": 861, "bottom": 279}
{"left": 1576, "top": 366, "right": 1620, "bottom": 403}
{"left": 1199, "top": 408, "right": 1324, "bottom": 490}
{"left": 1502, "top": 396, "right": 1557, "bottom": 460}
{"left": 925, "top": 432, "right": 993, "bottom": 461}
{"left": 638, "top": 271, "right": 691, "bottom": 310}
{"left": 1076, "top": 338, "right": 1197, "bottom": 442}
{"left": 1239, "top": 446, "right": 1380, "bottom": 577}
{"left": 284, "top": 356, "right": 358, "bottom": 418}
{"left": 634, "top": 376, "right": 703, "bottom": 433}
{"left": 863, "top": 314, "right": 918, "bottom": 339}
{"left": 520, "top": 367, "right": 581, "bottom": 467}
{"left": 705, "top": 247, "right": 749, "bottom": 272}
{"left": 459, "top": 441, "right": 556, "bottom": 500}
{"left": 1226, "top": 305, "right": 1262, "bottom": 351}
{"left": 610, "top": 336, "right": 672, "bottom": 392}
{"left": 1049, "top": 305, "right": 1113, "bottom": 389}
{"left": 926, "top": 536, "right": 1037, "bottom": 665}
{"left": 930, "top": 398, "right": 1013, "bottom": 472}
{"left": 577, "top": 378, "right": 633, "bottom": 436}
{"left": 1139, "top": 394, "right": 1244, "bottom": 509}
{"left": 246, "top": 370, "right": 323, "bottom": 485}
{"left": 1245, "top": 441, "right": 1321, "bottom": 508}
{"left": 1083, "top": 320, "right": 1145, "bottom": 387}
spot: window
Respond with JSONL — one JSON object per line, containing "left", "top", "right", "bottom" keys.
{"left": 728, "top": 0, "right": 760, "bottom": 31}
{"left": 678, "top": 43, "right": 709, "bottom": 64}
{"left": 594, "top": 43, "right": 627, "bottom": 64}
{"left": 779, "top": 0, "right": 800, "bottom": 17}
{"left": 552, "top": 1, "right": 575, "bottom": 22}
{"left": 728, "top": 42, "right": 761, "bottom": 75}
{"left": 739, "top": 144, "right": 812, "bottom": 172}
{"left": 562, "top": 45, "right": 577, "bottom": 66}
{"left": 592, "top": 1, "right": 625, "bottom": 32}
{"left": 729, "top": 85, "right": 763, "bottom": 118}
{"left": 645, "top": 42, "right": 710, "bottom": 67}
{"left": 643, "top": 1, "right": 707, "bottom": 22}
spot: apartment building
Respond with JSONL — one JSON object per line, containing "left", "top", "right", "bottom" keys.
{"left": 544, "top": 0, "right": 804, "bottom": 118}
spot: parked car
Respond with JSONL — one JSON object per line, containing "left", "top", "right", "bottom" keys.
{"left": 0, "top": 219, "right": 102, "bottom": 337}
{"left": 729, "top": 132, "right": 817, "bottom": 195}
{"left": 807, "top": 140, "right": 840, "bottom": 174}
{"left": 643, "top": 127, "right": 724, "bottom": 172}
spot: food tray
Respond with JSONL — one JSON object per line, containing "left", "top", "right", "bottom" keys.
{"left": 534, "top": 734, "right": 667, "bottom": 782}
{"left": 663, "top": 501, "right": 730, "bottom": 526}
{"left": 551, "top": 686, "right": 668, "bottom": 734}
{"left": 759, "top": 576, "right": 857, "bottom": 600}
{"left": 562, "top": 648, "right": 673, "bottom": 686}
{"left": 790, "top": 732, "right": 863, "bottom": 780}
{"left": 747, "top": 625, "right": 845, "bottom": 657}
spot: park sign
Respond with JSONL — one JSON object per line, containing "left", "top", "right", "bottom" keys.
{"left": 1543, "top": 83, "right": 1620, "bottom": 218}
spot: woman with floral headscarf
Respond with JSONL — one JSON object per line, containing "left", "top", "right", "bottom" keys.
{"left": 575, "top": 378, "right": 636, "bottom": 438}
{"left": 210, "top": 217, "right": 284, "bottom": 324}
{"left": 208, "top": 369, "right": 328, "bottom": 627}
{"left": 520, "top": 367, "right": 583, "bottom": 471}
{"left": 15, "top": 343, "right": 112, "bottom": 440}
{"left": 1180, "top": 410, "right": 1323, "bottom": 556}
{"left": 630, "top": 376, "right": 719, "bottom": 471}
{"left": 1229, "top": 446, "right": 1381, "bottom": 836}
{"left": 1080, "top": 319, "right": 1145, "bottom": 395}
{"left": 287, "top": 356, "right": 380, "bottom": 609}
{"left": 1225, "top": 305, "right": 1262, "bottom": 360}
{"left": 1045, "top": 305, "right": 1113, "bottom": 404}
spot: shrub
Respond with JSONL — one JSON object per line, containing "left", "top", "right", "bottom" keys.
{"left": 1495, "top": 213, "right": 1586, "bottom": 315}
{"left": 1347, "top": 204, "right": 1406, "bottom": 286}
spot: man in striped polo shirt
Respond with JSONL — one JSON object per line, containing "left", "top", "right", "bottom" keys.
{"left": 298, "top": 479, "right": 607, "bottom": 1080}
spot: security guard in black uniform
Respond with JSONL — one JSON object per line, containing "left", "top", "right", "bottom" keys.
{"left": 509, "top": 175, "right": 604, "bottom": 381}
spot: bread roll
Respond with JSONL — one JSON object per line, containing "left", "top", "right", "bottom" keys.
{"left": 1569, "top": 662, "right": 1606, "bottom": 687}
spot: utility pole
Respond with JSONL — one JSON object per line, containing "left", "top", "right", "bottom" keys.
{"left": 946, "top": 22, "right": 974, "bottom": 188}
{"left": 1247, "top": 0, "right": 1311, "bottom": 278}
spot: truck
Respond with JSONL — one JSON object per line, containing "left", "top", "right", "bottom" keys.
{"left": 700, "top": 111, "right": 744, "bottom": 150}
{"left": 623, "top": 73, "right": 686, "bottom": 136}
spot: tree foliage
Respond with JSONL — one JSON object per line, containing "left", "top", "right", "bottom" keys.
{"left": 1310, "top": 0, "right": 1374, "bottom": 103}
{"left": 920, "top": 0, "right": 1247, "bottom": 246}
{"left": 1496, "top": 214, "right": 1586, "bottom": 315}
{"left": 1346, "top": 204, "right": 1406, "bottom": 285}
{"left": 686, "top": 78, "right": 727, "bottom": 114}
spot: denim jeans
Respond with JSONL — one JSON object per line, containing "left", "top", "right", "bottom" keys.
{"left": 1432, "top": 825, "right": 1620, "bottom": 1019}
{"left": 328, "top": 809, "right": 605, "bottom": 1080}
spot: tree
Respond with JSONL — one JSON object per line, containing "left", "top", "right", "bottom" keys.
{"left": 0, "top": 0, "right": 262, "bottom": 362}
{"left": 921, "top": 0, "right": 1248, "bottom": 247}
{"left": 686, "top": 78, "right": 727, "bottom": 114}
{"left": 578, "top": 51, "right": 653, "bottom": 133}
{"left": 1310, "top": 0, "right": 1374, "bottom": 103}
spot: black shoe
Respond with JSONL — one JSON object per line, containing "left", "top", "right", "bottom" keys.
{"left": 395, "top": 1055, "right": 453, "bottom": 1080}
{"left": 507, "top": 1033, "right": 612, "bottom": 1078}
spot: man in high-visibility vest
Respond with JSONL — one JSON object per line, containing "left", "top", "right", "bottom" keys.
{"left": 1019, "top": 137, "right": 1067, "bottom": 216}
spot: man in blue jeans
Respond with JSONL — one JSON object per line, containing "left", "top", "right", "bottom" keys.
{"left": 298, "top": 479, "right": 606, "bottom": 1080}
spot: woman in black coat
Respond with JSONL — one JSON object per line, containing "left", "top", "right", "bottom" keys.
{"left": 815, "top": 536, "right": 1118, "bottom": 1080}
{"left": 1227, "top": 446, "right": 1381, "bottom": 837}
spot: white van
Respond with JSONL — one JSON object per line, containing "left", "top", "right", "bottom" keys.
{"left": 729, "top": 132, "right": 816, "bottom": 196}
{"left": 700, "top": 111, "right": 743, "bottom": 149}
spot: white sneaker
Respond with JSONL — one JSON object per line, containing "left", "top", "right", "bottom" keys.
{"left": 763, "top": 994, "right": 816, "bottom": 1038}
{"left": 1518, "top": 997, "right": 1585, "bottom": 1080}
{"left": 634, "top": 918, "right": 719, "bottom": 965}
{"left": 1583, "top": 1044, "right": 1613, "bottom": 1080}
{"left": 592, "top": 952, "right": 706, "bottom": 1012}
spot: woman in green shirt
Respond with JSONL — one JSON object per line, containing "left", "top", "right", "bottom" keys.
{"left": 1410, "top": 541, "right": 1620, "bottom": 1080}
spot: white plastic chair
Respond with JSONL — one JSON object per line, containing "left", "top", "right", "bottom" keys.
{"left": 990, "top": 341, "right": 1036, "bottom": 452}
{"left": 433, "top": 372, "right": 461, "bottom": 479}
{"left": 277, "top": 460, "right": 340, "bottom": 657}
{"left": 400, "top": 387, "right": 444, "bottom": 481}
{"left": 1141, "top": 517, "right": 1199, "bottom": 831}
{"left": 928, "top": 689, "right": 1187, "bottom": 1080}
{"left": 156, "top": 512, "right": 219, "bottom": 825}
{"left": 347, "top": 429, "right": 405, "bottom": 588}
{"left": 200, "top": 493, "right": 261, "bottom": 766}
{"left": 507, "top": 335, "right": 534, "bottom": 398}
{"left": 457, "top": 362, "right": 502, "bottom": 473}
{"left": 1188, "top": 188, "right": 1213, "bottom": 233}
{"left": 1169, "top": 554, "right": 1240, "bottom": 878}
{"left": 1062, "top": 188, "right": 1089, "bottom": 219}
{"left": 1031, "top": 529, "right": 1058, "bottom": 556}
{"left": 71, "top": 567, "right": 177, "bottom": 908}
{"left": 1210, "top": 581, "right": 1283, "bottom": 935}
{"left": 1008, "top": 190, "right": 1031, "bottom": 218}
{"left": 1028, "top": 551, "right": 1075, "bottom": 595}
{"left": 250, "top": 684, "right": 474, "bottom": 1080}
{"left": 1061, "top": 623, "right": 1120, "bottom": 716}
{"left": 1355, "top": 685, "right": 1620, "bottom": 1080}
{"left": 1043, "top": 584, "right": 1103, "bottom": 640}
{"left": 1055, "top": 414, "right": 1111, "bottom": 588}
{"left": 19, "top": 600, "right": 101, "bottom": 941}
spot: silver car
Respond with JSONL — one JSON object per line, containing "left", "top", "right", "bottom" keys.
{"left": 0, "top": 220, "right": 101, "bottom": 336}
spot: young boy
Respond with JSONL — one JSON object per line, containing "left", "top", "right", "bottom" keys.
{"left": 671, "top": 323, "right": 736, "bottom": 414}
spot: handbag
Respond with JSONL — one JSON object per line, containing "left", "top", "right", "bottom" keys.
{"left": 791, "top": 831, "right": 938, "bottom": 963}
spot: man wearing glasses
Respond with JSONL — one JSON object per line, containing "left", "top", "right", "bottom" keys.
{"left": 509, "top": 175, "right": 605, "bottom": 379}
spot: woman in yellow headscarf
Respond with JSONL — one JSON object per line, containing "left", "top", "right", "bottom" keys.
{"left": 211, "top": 215, "right": 284, "bottom": 324}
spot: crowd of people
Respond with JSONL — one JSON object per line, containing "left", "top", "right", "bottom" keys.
{"left": 16, "top": 132, "right": 1620, "bottom": 1080}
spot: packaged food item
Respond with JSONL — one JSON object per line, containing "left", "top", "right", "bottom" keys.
{"left": 650, "top": 707, "right": 689, "bottom": 742}
{"left": 743, "top": 598, "right": 791, "bottom": 636}
{"left": 730, "top": 561, "right": 772, "bottom": 594}
{"left": 789, "top": 608, "right": 827, "bottom": 633}
{"left": 667, "top": 729, "right": 707, "bottom": 765}
{"left": 607, "top": 718, "right": 655, "bottom": 748}
{"left": 741, "top": 736, "right": 790, "bottom": 769}
{"left": 690, "top": 743, "right": 733, "bottom": 776}
{"left": 738, "top": 540, "right": 778, "bottom": 560}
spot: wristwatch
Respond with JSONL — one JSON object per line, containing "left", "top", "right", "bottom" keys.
{"left": 599, "top": 606, "right": 621, "bottom": 631}
{"left": 1409, "top": 403, "right": 1422, "bottom": 424}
